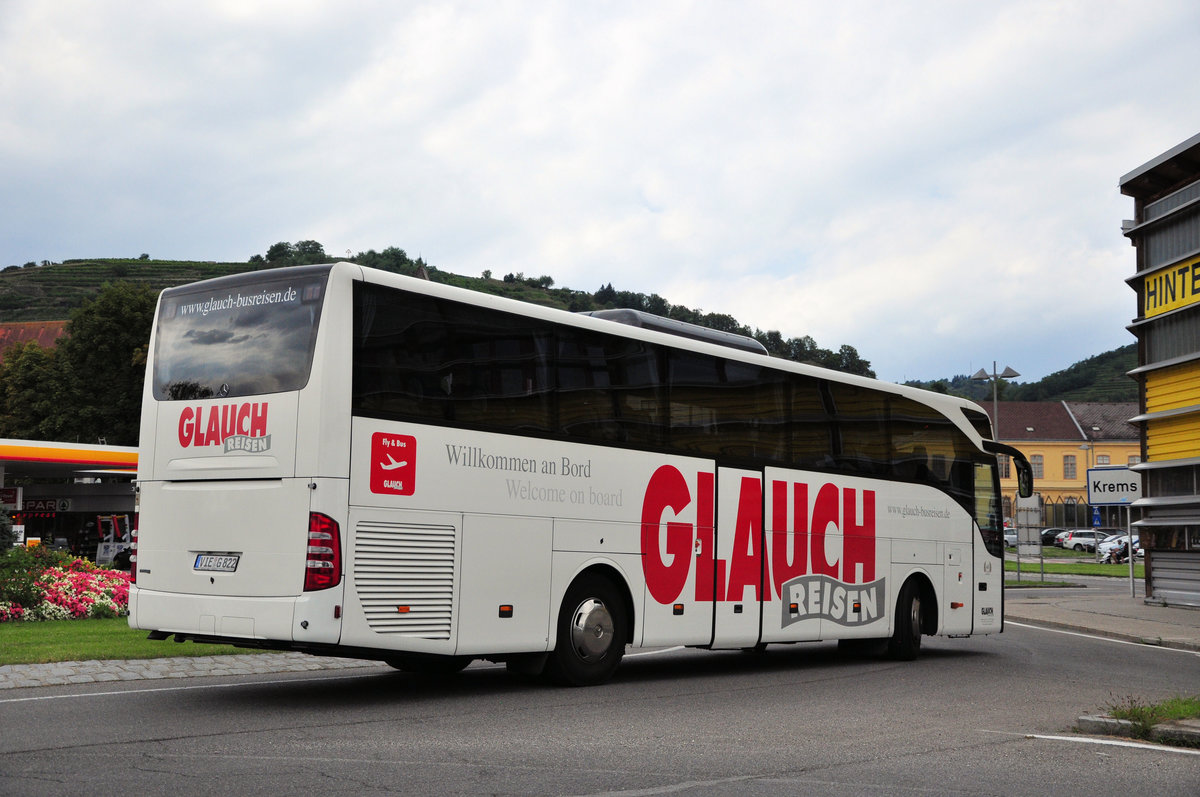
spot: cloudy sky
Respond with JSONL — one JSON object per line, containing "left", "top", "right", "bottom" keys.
{"left": 3, "top": 1, "right": 1198, "bottom": 384}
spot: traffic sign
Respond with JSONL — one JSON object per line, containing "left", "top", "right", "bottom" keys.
{"left": 1086, "top": 467, "right": 1142, "bottom": 506}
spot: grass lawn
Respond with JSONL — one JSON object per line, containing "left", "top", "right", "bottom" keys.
{"left": 1004, "top": 548, "right": 1144, "bottom": 580}
{"left": 1107, "top": 694, "right": 1200, "bottom": 738}
{"left": 0, "top": 617, "right": 264, "bottom": 666}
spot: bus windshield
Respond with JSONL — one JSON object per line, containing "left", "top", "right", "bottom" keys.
{"left": 152, "top": 268, "right": 329, "bottom": 401}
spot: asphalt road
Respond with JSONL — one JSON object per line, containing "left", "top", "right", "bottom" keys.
{"left": 2, "top": 623, "right": 1198, "bottom": 796}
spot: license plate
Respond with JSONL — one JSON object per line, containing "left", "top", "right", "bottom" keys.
{"left": 194, "top": 554, "right": 239, "bottom": 572}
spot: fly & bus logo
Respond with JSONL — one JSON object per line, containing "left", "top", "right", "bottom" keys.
{"left": 177, "top": 402, "right": 271, "bottom": 453}
{"left": 640, "top": 465, "right": 880, "bottom": 623}
{"left": 371, "top": 433, "right": 416, "bottom": 496}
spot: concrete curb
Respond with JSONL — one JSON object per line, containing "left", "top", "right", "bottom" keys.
{"left": 1077, "top": 714, "right": 1200, "bottom": 747}
{"left": 1004, "top": 612, "right": 1200, "bottom": 653}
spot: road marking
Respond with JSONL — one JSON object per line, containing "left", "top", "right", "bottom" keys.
{"left": 1006, "top": 621, "right": 1200, "bottom": 656}
{"left": 983, "top": 730, "right": 1200, "bottom": 756}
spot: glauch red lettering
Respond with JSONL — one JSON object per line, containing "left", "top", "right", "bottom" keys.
{"left": 176, "top": 402, "right": 270, "bottom": 448}
{"left": 694, "top": 471, "right": 719, "bottom": 602}
{"left": 640, "top": 465, "right": 695, "bottom": 604}
{"left": 770, "top": 481, "right": 808, "bottom": 599}
{"left": 640, "top": 473, "right": 877, "bottom": 606}
{"left": 177, "top": 406, "right": 195, "bottom": 447}
{"left": 810, "top": 483, "right": 840, "bottom": 578}
{"left": 726, "top": 476, "right": 764, "bottom": 602}
{"left": 842, "top": 488, "right": 876, "bottom": 583}
{"left": 250, "top": 403, "right": 268, "bottom": 437}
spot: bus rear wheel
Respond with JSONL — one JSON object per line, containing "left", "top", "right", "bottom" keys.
{"left": 887, "top": 580, "right": 923, "bottom": 661}
{"left": 546, "top": 573, "right": 627, "bottom": 687}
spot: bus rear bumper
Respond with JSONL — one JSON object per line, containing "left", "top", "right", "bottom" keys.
{"left": 129, "top": 586, "right": 299, "bottom": 643}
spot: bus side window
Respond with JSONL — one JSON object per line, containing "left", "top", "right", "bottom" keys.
{"left": 442, "top": 317, "right": 552, "bottom": 432}
{"left": 557, "top": 333, "right": 624, "bottom": 443}
{"left": 829, "top": 383, "right": 889, "bottom": 475}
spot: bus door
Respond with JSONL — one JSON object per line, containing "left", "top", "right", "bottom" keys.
{"left": 942, "top": 541, "right": 973, "bottom": 635}
{"left": 759, "top": 468, "right": 825, "bottom": 645}
{"left": 710, "top": 467, "right": 764, "bottom": 649}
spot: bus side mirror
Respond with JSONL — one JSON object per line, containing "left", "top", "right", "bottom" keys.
{"left": 982, "top": 441, "right": 1034, "bottom": 498}
{"left": 1014, "top": 456, "right": 1033, "bottom": 498}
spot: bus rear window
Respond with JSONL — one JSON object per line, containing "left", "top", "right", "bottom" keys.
{"left": 152, "top": 269, "right": 329, "bottom": 401}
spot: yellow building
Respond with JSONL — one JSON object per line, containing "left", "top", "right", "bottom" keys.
{"left": 979, "top": 401, "right": 1140, "bottom": 526}
{"left": 1122, "top": 132, "right": 1200, "bottom": 607}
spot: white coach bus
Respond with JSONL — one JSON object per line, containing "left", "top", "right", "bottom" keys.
{"left": 128, "top": 262, "right": 1032, "bottom": 686}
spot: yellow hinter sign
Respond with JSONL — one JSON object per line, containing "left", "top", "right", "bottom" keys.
{"left": 1144, "top": 253, "right": 1200, "bottom": 318}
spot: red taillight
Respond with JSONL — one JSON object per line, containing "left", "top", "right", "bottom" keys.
{"left": 129, "top": 514, "right": 139, "bottom": 584}
{"left": 304, "top": 512, "right": 341, "bottom": 591}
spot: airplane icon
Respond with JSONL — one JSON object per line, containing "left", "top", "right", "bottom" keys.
{"left": 379, "top": 454, "right": 408, "bottom": 471}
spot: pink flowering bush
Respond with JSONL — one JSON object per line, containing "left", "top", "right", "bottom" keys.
{"left": 0, "top": 549, "right": 131, "bottom": 622}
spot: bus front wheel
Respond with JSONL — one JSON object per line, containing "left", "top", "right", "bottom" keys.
{"left": 546, "top": 573, "right": 627, "bottom": 687}
{"left": 887, "top": 579, "right": 923, "bottom": 661}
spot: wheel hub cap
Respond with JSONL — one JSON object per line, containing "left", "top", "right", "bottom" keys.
{"left": 570, "top": 598, "right": 614, "bottom": 661}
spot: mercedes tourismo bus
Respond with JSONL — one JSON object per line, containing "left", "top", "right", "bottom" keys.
{"left": 128, "top": 262, "right": 1032, "bottom": 686}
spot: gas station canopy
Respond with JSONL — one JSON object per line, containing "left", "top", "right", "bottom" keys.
{"left": 0, "top": 438, "right": 138, "bottom": 481}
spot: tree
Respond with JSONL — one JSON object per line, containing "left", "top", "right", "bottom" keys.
{"left": 0, "top": 341, "right": 61, "bottom": 440}
{"left": 833, "top": 344, "right": 873, "bottom": 377}
{"left": 699, "top": 313, "right": 747, "bottom": 335}
{"left": 265, "top": 241, "right": 294, "bottom": 263}
{"left": 53, "top": 282, "right": 157, "bottom": 445}
{"left": 645, "top": 294, "right": 669, "bottom": 316}
{"left": 294, "top": 240, "right": 327, "bottom": 264}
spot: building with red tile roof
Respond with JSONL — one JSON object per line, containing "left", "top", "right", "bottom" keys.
{"left": 978, "top": 401, "right": 1140, "bottom": 523}
{"left": 0, "top": 321, "right": 67, "bottom": 363}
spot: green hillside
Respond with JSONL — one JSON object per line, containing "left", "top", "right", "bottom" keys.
{"left": 1, "top": 257, "right": 605, "bottom": 321}
{"left": 0, "top": 248, "right": 876, "bottom": 377}
{"left": 0, "top": 258, "right": 253, "bottom": 321}
{"left": 2, "top": 252, "right": 1137, "bottom": 400}
{"left": 903, "top": 344, "right": 1138, "bottom": 403}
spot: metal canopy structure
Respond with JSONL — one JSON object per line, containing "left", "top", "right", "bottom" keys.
{"left": 0, "top": 438, "right": 137, "bottom": 481}
{"left": 1120, "top": 130, "right": 1200, "bottom": 201}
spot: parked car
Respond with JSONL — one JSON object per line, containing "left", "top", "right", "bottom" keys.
{"left": 1060, "top": 528, "right": 1122, "bottom": 552}
{"left": 1004, "top": 528, "right": 1018, "bottom": 547}
{"left": 1040, "top": 527, "right": 1067, "bottom": 546}
{"left": 1054, "top": 529, "right": 1072, "bottom": 547}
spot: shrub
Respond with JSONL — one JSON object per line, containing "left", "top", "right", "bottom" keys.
{"left": 0, "top": 546, "right": 74, "bottom": 607}
{"left": 0, "top": 548, "right": 130, "bottom": 621}
{"left": 0, "top": 513, "right": 15, "bottom": 548}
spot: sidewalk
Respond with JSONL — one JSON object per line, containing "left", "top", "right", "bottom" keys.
{"left": 1005, "top": 584, "right": 1200, "bottom": 652}
{"left": 2, "top": 587, "right": 1197, "bottom": 691}
{"left": 0, "top": 651, "right": 382, "bottom": 691}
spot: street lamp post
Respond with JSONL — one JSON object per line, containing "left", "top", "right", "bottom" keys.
{"left": 974, "top": 361, "right": 1022, "bottom": 574}
{"left": 971, "top": 361, "right": 1020, "bottom": 440}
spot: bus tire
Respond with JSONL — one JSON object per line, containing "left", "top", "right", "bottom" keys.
{"left": 887, "top": 579, "right": 923, "bottom": 661}
{"left": 546, "top": 573, "right": 627, "bottom": 687}
{"left": 385, "top": 654, "right": 473, "bottom": 676}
